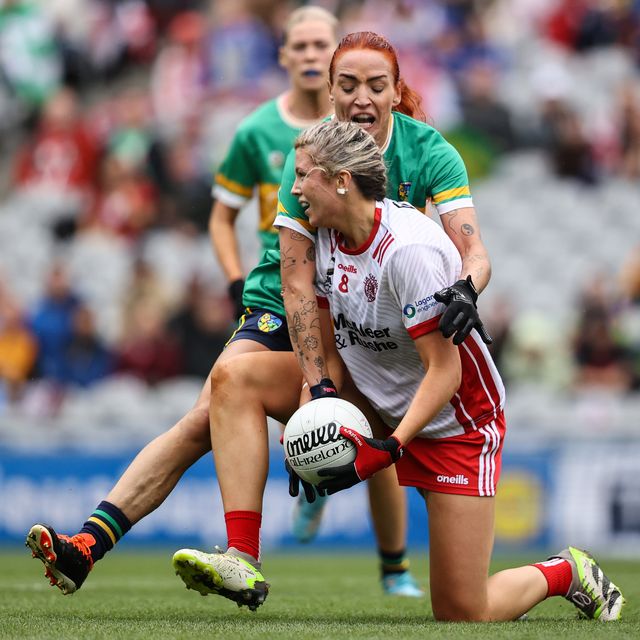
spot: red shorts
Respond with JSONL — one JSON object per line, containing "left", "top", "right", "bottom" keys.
{"left": 391, "top": 412, "right": 506, "bottom": 497}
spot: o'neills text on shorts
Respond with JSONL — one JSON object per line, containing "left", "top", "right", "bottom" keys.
{"left": 436, "top": 474, "right": 469, "bottom": 485}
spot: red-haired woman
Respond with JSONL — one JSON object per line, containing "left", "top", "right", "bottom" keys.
{"left": 162, "top": 31, "right": 498, "bottom": 610}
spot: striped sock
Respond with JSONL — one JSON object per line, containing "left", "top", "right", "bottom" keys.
{"left": 379, "top": 548, "right": 410, "bottom": 577}
{"left": 79, "top": 501, "right": 132, "bottom": 563}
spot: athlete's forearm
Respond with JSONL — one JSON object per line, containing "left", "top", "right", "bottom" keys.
{"left": 280, "top": 227, "right": 329, "bottom": 386}
{"left": 209, "top": 201, "right": 243, "bottom": 282}
{"left": 441, "top": 206, "right": 491, "bottom": 293}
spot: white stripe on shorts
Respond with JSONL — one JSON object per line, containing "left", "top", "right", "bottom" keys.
{"left": 478, "top": 421, "right": 501, "bottom": 496}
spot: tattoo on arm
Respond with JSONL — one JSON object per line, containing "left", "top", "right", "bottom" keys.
{"left": 306, "top": 245, "right": 315, "bottom": 262}
{"left": 281, "top": 246, "right": 296, "bottom": 270}
{"left": 303, "top": 335, "right": 319, "bottom": 350}
{"left": 446, "top": 211, "right": 459, "bottom": 235}
{"left": 461, "top": 223, "right": 474, "bottom": 236}
{"left": 300, "top": 300, "right": 317, "bottom": 316}
{"left": 290, "top": 230, "right": 307, "bottom": 241}
{"left": 288, "top": 323, "right": 299, "bottom": 347}
{"left": 292, "top": 312, "right": 306, "bottom": 334}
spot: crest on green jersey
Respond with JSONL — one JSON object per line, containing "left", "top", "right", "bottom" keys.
{"left": 398, "top": 181, "right": 412, "bottom": 201}
{"left": 269, "top": 151, "right": 285, "bottom": 169}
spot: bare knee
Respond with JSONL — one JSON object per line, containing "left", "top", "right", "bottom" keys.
{"left": 211, "top": 359, "right": 241, "bottom": 395}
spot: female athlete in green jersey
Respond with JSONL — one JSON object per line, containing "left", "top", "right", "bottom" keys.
{"left": 25, "top": 14, "right": 420, "bottom": 606}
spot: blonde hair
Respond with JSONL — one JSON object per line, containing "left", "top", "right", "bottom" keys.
{"left": 283, "top": 6, "right": 339, "bottom": 44}
{"left": 295, "top": 120, "right": 387, "bottom": 200}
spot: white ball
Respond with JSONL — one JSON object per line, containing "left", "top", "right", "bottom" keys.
{"left": 283, "top": 397, "right": 373, "bottom": 486}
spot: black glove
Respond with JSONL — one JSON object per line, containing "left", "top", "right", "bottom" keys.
{"left": 285, "top": 459, "right": 326, "bottom": 503}
{"left": 309, "top": 378, "right": 338, "bottom": 400}
{"left": 433, "top": 275, "right": 492, "bottom": 346}
{"left": 316, "top": 428, "right": 403, "bottom": 495}
{"left": 228, "top": 278, "right": 245, "bottom": 320}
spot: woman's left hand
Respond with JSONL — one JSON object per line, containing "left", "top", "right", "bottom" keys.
{"left": 316, "top": 428, "right": 403, "bottom": 494}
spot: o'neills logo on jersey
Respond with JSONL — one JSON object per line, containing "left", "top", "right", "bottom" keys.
{"left": 436, "top": 474, "right": 469, "bottom": 485}
{"left": 338, "top": 263, "right": 357, "bottom": 274}
{"left": 333, "top": 313, "right": 398, "bottom": 352}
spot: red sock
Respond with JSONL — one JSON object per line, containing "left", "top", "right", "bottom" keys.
{"left": 532, "top": 559, "right": 573, "bottom": 597}
{"left": 225, "top": 510, "right": 262, "bottom": 561}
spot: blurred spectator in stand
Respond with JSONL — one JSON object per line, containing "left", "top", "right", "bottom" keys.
{"left": 0, "top": 0, "right": 62, "bottom": 125}
{"left": 436, "top": 6, "right": 505, "bottom": 83}
{"left": 77, "top": 0, "right": 157, "bottom": 81}
{"left": 107, "top": 87, "right": 155, "bottom": 173}
{"left": 150, "top": 115, "right": 213, "bottom": 232}
{"left": 29, "top": 262, "right": 81, "bottom": 381}
{"left": 458, "top": 59, "right": 516, "bottom": 154}
{"left": 616, "top": 84, "right": 640, "bottom": 179}
{"left": 146, "top": 0, "right": 204, "bottom": 32}
{"left": 205, "top": 0, "right": 279, "bottom": 96}
{"left": 57, "top": 304, "right": 113, "bottom": 388}
{"left": 446, "top": 58, "right": 516, "bottom": 179}
{"left": 501, "top": 311, "right": 574, "bottom": 391}
{"left": 539, "top": 97, "right": 599, "bottom": 184}
{"left": 481, "top": 294, "right": 514, "bottom": 383}
{"left": 168, "top": 278, "right": 234, "bottom": 379}
{"left": 0, "top": 283, "right": 37, "bottom": 405}
{"left": 618, "top": 245, "right": 640, "bottom": 389}
{"left": 83, "top": 151, "right": 157, "bottom": 243}
{"left": 116, "top": 298, "right": 183, "bottom": 384}
{"left": 545, "top": 0, "right": 588, "bottom": 50}
{"left": 150, "top": 10, "right": 208, "bottom": 137}
{"left": 620, "top": 244, "right": 640, "bottom": 305}
{"left": 572, "top": 276, "right": 632, "bottom": 392}
{"left": 12, "top": 86, "right": 99, "bottom": 238}
{"left": 121, "top": 257, "right": 178, "bottom": 335}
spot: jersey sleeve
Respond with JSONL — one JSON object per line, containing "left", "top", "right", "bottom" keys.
{"left": 213, "top": 126, "right": 258, "bottom": 208}
{"left": 273, "top": 149, "right": 317, "bottom": 242}
{"left": 387, "top": 244, "right": 451, "bottom": 340}
{"left": 426, "top": 134, "right": 474, "bottom": 216}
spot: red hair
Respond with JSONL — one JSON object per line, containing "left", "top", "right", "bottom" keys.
{"left": 329, "top": 31, "right": 427, "bottom": 123}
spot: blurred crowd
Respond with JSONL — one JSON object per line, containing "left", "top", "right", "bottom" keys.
{"left": 1, "top": 0, "right": 640, "bottom": 421}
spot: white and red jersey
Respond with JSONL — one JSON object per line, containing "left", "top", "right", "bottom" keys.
{"left": 315, "top": 198, "right": 505, "bottom": 439}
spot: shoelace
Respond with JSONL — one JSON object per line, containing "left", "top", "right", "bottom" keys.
{"left": 58, "top": 534, "right": 95, "bottom": 569}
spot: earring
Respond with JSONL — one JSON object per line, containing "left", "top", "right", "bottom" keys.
{"left": 337, "top": 187, "right": 348, "bottom": 195}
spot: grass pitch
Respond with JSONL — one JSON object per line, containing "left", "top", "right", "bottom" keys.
{"left": 3, "top": 548, "right": 638, "bottom": 639}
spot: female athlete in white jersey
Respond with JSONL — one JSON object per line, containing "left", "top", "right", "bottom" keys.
{"left": 286, "top": 117, "right": 624, "bottom": 622}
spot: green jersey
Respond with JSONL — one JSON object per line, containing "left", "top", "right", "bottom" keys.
{"left": 246, "top": 111, "right": 474, "bottom": 315}
{"left": 213, "top": 95, "right": 314, "bottom": 308}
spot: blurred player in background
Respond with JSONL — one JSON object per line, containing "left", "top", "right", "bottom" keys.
{"left": 209, "top": 3, "right": 338, "bottom": 547}
{"left": 169, "top": 31, "right": 494, "bottom": 611}
{"left": 25, "top": 8, "right": 421, "bottom": 603}
{"left": 287, "top": 117, "right": 624, "bottom": 622}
